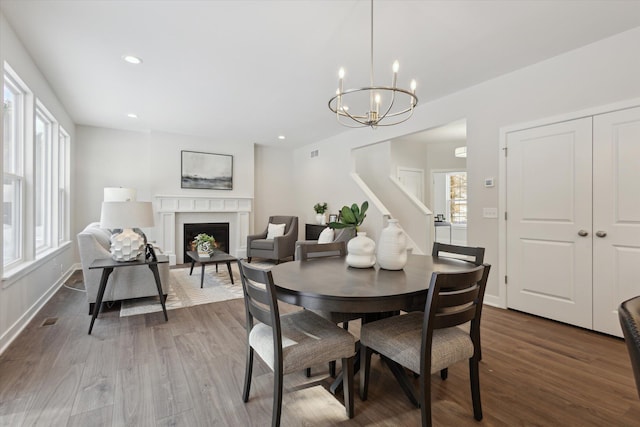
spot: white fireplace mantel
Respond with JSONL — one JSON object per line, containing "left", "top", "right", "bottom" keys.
{"left": 154, "top": 195, "right": 252, "bottom": 264}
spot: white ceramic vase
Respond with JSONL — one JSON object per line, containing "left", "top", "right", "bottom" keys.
{"left": 346, "top": 232, "right": 376, "bottom": 268}
{"left": 315, "top": 213, "right": 327, "bottom": 225}
{"left": 377, "top": 219, "right": 408, "bottom": 270}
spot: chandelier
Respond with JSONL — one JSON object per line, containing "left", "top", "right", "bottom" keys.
{"left": 328, "top": 0, "right": 418, "bottom": 128}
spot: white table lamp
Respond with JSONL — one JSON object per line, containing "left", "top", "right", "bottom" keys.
{"left": 100, "top": 201, "right": 154, "bottom": 261}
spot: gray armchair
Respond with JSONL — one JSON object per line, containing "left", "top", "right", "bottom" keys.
{"left": 247, "top": 215, "right": 298, "bottom": 264}
{"left": 295, "top": 227, "right": 356, "bottom": 260}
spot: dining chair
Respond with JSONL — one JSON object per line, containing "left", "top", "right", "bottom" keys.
{"left": 432, "top": 242, "right": 485, "bottom": 265}
{"left": 237, "top": 260, "right": 356, "bottom": 426}
{"left": 619, "top": 295, "right": 640, "bottom": 399}
{"left": 299, "top": 240, "right": 362, "bottom": 377}
{"left": 359, "top": 264, "right": 491, "bottom": 427}
{"left": 432, "top": 241, "right": 486, "bottom": 376}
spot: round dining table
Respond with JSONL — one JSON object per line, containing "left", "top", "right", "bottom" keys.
{"left": 270, "top": 253, "right": 477, "bottom": 314}
{"left": 270, "top": 253, "right": 479, "bottom": 399}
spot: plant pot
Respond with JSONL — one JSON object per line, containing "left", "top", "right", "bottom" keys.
{"left": 346, "top": 232, "right": 376, "bottom": 268}
{"left": 377, "top": 219, "right": 408, "bottom": 270}
{"left": 315, "top": 213, "right": 327, "bottom": 225}
{"left": 197, "top": 242, "right": 212, "bottom": 257}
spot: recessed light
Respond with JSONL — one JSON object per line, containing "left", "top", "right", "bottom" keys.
{"left": 122, "top": 55, "right": 143, "bottom": 65}
{"left": 127, "top": 113, "right": 138, "bottom": 119}
{"left": 278, "top": 135, "right": 286, "bottom": 140}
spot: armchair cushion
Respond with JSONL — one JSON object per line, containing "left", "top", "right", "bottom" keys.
{"left": 251, "top": 239, "right": 275, "bottom": 250}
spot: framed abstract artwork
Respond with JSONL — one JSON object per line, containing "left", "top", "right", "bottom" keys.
{"left": 181, "top": 150, "right": 233, "bottom": 190}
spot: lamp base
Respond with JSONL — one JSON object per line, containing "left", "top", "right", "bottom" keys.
{"left": 110, "top": 228, "right": 145, "bottom": 261}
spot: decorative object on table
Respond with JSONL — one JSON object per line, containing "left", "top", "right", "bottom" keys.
{"left": 328, "top": 0, "right": 417, "bottom": 129}
{"left": 377, "top": 219, "right": 407, "bottom": 270}
{"left": 328, "top": 213, "right": 338, "bottom": 223}
{"left": 99, "top": 201, "right": 154, "bottom": 262}
{"left": 181, "top": 150, "right": 233, "bottom": 190}
{"left": 328, "top": 201, "right": 375, "bottom": 268}
{"left": 313, "top": 202, "right": 328, "bottom": 225}
{"left": 193, "top": 233, "right": 216, "bottom": 257}
{"left": 346, "top": 232, "right": 376, "bottom": 268}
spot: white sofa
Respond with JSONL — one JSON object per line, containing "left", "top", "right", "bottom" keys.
{"left": 77, "top": 222, "right": 170, "bottom": 314}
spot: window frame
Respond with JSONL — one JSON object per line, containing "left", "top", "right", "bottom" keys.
{"left": 446, "top": 171, "right": 467, "bottom": 225}
{"left": 3, "top": 69, "right": 27, "bottom": 268}
{"left": 34, "top": 102, "right": 54, "bottom": 254}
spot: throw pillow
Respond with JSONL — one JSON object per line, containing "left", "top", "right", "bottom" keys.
{"left": 318, "top": 227, "right": 335, "bottom": 244}
{"left": 266, "top": 223, "right": 286, "bottom": 239}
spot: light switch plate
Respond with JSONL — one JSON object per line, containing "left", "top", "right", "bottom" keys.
{"left": 483, "top": 207, "right": 498, "bottom": 218}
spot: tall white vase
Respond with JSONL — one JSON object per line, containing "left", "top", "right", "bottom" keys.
{"left": 315, "top": 213, "right": 327, "bottom": 225}
{"left": 377, "top": 219, "right": 408, "bottom": 270}
{"left": 346, "top": 232, "right": 376, "bottom": 268}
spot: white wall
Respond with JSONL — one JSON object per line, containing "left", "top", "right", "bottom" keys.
{"left": 74, "top": 126, "right": 255, "bottom": 252}
{"left": 253, "top": 145, "right": 297, "bottom": 236}
{"left": 0, "top": 12, "right": 76, "bottom": 353}
{"left": 293, "top": 27, "right": 640, "bottom": 307}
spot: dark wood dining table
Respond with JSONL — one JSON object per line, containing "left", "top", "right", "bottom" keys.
{"left": 271, "top": 253, "right": 477, "bottom": 314}
{"left": 270, "top": 253, "right": 477, "bottom": 398}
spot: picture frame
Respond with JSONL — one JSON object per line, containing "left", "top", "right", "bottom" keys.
{"left": 328, "top": 214, "right": 338, "bottom": 223}
{"left": 181, "top": 150, "right": 233, "bottom": 190}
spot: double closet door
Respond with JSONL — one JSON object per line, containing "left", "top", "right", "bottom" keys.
{"left": 506, "top": 106, "right": 640, "bottom": 337}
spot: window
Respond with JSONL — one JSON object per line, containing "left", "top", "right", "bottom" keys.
{"left": 3, "top": 72, "right": 25, "bottom": 267}
{"left": 35, "top": 105, "right": 53, "bottom": 252}
{"left": 3, "top": 65, "right": 71, "bottom": 274}
{"left": 447, "top": 171, "right": 467, "bottom": 224}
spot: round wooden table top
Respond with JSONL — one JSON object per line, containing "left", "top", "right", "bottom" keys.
{"left": 270, "top": 254, "right": 477, "bottom": 313}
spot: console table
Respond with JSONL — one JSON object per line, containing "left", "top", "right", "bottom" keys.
{"left": 305, "top": 223, "right": 326, "bottom": 240}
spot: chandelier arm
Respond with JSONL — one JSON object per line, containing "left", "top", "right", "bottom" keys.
{"left": 378, "top": 88, "right": 398, "bottom": 122}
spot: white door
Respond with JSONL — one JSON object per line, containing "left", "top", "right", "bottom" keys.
{"left": 506, "top": 118, "right": 593, "bottom": 328}
{"left": 397, "top": 167, "right": 424, "bottom": 203}
{"left": 593, "top": 107, "right": 640, "bottom": 336}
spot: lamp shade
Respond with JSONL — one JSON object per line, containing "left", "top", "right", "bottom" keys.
{"left": 103, "top": 187, "right": 137, "bottom": 202}
{"left": 100, "top": 201, "right": 154, "bottom": 229}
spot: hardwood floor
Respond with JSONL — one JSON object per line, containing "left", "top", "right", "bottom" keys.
{"left": 1, "top": 271, "right": 638, "bottom": 426}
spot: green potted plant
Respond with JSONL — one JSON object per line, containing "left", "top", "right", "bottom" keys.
{"left": 194, "top": 233, "right": 216, "bottom": 256}
{"left": 314, "top": 202, "right": 328, "bottom": 224}
{"left": 328, "top": 201, "right": 368, "bottom": 231}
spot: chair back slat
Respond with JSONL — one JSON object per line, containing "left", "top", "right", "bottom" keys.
{"left": 437, "top": 284, "right": 479, "bottom": 308}
{"left": 299, "top": 241, "right": 346, "bottom": 260}
{"left": 434, "top": 307, "right": 476, "bottom": 329}
{"left": 238, "top": 260, "right": 280, "bottom": 330}
{"left": 432, "top": 242, "right": 485, "bottom": 266}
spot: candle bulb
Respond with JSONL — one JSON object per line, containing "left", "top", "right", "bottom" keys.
{"left": 338, "top": 68, "right": 345, "bottom": 94}
{"left": 392, "top": 61, "right": 399, "bottom": 88}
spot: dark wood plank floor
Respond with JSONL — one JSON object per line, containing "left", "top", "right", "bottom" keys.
{"left": 1, "top": 270, "right": 639, "bottom": 426}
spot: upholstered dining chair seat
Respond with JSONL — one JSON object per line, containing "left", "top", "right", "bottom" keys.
{"left": 250, "top": 309, "right": 356, "bottom": 374}
{"left": 360, "top": 312, "right": 474, "bottom": 374}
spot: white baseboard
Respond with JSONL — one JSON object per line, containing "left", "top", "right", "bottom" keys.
{"left": 0, "top": 266, "right": 76, "bottom": 356}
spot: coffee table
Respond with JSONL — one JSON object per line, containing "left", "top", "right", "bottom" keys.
{"left": 186, "top": 250, "right": 237, "bottom": 288}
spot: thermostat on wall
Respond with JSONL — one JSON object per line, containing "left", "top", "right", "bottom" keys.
{"left": 484, "top": 177, "right": 495, "bottom": 187}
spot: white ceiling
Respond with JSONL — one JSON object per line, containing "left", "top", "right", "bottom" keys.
{"left": 2, "top": 0, "right": 640, "bottom": 148}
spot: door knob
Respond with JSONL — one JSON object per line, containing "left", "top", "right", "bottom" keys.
{"left": 578, "top": 230, "right": 589, "bottom": 237}
{"left": 595, "top": 231, "right": 607, "bottom": 238}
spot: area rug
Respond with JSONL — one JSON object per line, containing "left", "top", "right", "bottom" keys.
{"left": 119, "top": 260, "right": 274, "bottom": 317}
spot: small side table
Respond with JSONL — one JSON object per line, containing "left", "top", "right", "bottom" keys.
{"left": 88, "top": 255, "right": 169, "bottom": 334}
{"left": 186, "top": 250, "right": 237, "bottom": 288}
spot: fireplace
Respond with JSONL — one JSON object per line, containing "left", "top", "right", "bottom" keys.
{"left": 183, "top": 222, "right": 230, "bottom": 261}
